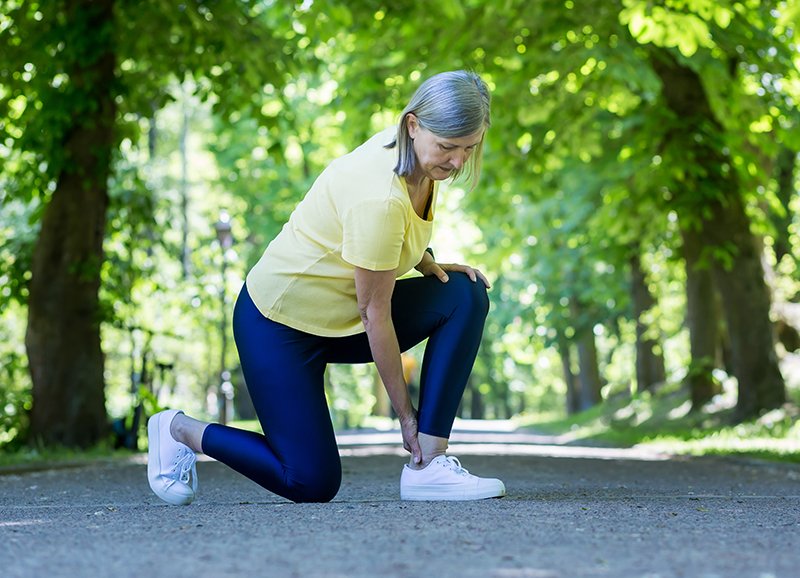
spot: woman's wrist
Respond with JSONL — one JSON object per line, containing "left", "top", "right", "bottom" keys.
{"left": 415, "top": 248, "right": 435, "bottom": 272}
{"left": 396, "top": 404, "right": 416, "bottom": 423}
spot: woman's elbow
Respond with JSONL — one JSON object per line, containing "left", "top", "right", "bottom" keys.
{"left": 359, "top": 304, "right": 389, "bottom": 330}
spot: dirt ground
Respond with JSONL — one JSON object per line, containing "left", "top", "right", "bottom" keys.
{"left": 1, "top": 425, "right": 799, "bottom": 578}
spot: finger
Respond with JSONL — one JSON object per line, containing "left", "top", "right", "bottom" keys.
{"left": 410, "top": 438, "right": 422, "bottom": 464}
{"left": 444, "top": 263, "right": 477, "bottom": 282}
{"left": 433, "top": 264, "right": 449, "bottom": 283}
{"left": 475, "top": 269, "right": 492, "bottom": 288}
{"left": 452, "top": 264, "right": 490, "bottom": 287}
{"left": 449, "top": 264, "right": 477, "bottom": 282}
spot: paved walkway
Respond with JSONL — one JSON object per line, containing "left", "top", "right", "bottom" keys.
{"left": 1, "top": 421, "right": 799, "bottom": 578}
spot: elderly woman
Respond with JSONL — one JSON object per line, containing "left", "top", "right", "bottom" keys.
{"left": 147, "top": 70, "right": 505, "bottom": 504}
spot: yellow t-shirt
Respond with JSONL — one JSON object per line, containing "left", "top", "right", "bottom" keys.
{"left": 245, "top": 127, "right": 438, "bottom": 337}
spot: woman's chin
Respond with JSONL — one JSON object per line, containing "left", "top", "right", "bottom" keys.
{"left": 433, "top": 168, "right": 454, "bottom": 180}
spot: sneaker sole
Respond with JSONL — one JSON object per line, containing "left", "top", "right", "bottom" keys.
{"left": 147, "top": 412, "right": 194, "bottom": 506}
{"left": 401, "top": 483, "right": 506, "bottom": 501}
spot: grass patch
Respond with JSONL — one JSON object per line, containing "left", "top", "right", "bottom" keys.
{"left": 515, "top": 384, "right": 800, "bottom": 464}
{"left": 0, "top": 443, "right": 138, "bottom": 471}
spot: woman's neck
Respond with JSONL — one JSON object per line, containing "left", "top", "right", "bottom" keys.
{"left": 405, "top": 173, "right": 433, "bottom": 219}
{"left": 405, "top": 171, "right": 429, "bottom": 196}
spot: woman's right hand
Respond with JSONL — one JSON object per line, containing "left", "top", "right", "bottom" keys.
{"left": 399, "top": 409, "right": 422, "bottom": 465}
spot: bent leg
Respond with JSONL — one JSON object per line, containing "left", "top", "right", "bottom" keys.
{"left": 403, "top": 273, "right": 489, "bottom": 437}
{"left": 201, "top": 286, "right": 341, "bottom": 503}
{"left": 327, "top": 273, "right": 489, "bottom": 438}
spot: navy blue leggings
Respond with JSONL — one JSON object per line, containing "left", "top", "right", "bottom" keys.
{"left": 201, "top": 272, "right": 489, "bottom": 503}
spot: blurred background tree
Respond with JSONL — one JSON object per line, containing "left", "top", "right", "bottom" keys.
{"left": 1, "top": 0, "right": 798, "bottom": 450}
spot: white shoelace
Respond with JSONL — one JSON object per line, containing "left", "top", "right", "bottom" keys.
{"left": 167, "top": 448, "right": 198, "bottom": 492}
{"left": 442, "top": 456, "right": 471, "bottom": 476}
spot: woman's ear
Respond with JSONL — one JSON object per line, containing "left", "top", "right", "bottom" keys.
{"left": 405, "top": 113, "right": 419, "bottom": 138}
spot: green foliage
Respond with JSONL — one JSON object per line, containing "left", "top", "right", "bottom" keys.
{"left": 0, "top": 301, "right": 31, "bottom": 449}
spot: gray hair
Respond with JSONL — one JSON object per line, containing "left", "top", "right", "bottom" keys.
{"left": 386, "top": 70, "right": 491, "bottom": 187}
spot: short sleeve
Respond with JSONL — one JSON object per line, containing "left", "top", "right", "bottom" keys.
{"left": 341, "top": 198, "right": 407, "bottom": 271}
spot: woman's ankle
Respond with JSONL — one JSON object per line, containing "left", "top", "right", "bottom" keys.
{"left": 409, "top": 449, "right": 446, "bottom": 469}
{"left": 409, "top": 432, "right": 449, "bottom": 469}
{"left": 169, "top": 413, "right": 208, "bottom": 453}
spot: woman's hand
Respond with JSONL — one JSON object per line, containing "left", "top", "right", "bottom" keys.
{"left": 399, "top": 408, "right": 422, "bottom": 465}
{"left": 419, "top": 259, "right": 491, "bottom": 288}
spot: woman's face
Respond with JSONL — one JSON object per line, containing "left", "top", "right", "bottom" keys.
{"left": 406, "top": 114, "right": 484, "bottom": 182}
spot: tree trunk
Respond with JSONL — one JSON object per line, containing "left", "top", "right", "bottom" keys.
{"left": 576, "top": 333, "right": 602, "bottom": 410}
{"left": 706, "top": 194, "right": 786, "bottom": 417}
{"left": 772, "top": 146, "right": 796, "bottom": 264}
{"left": 470, "top": 379, "right": 485, "bottom": 419}
{"left": 25, "top": 0, "right": 116, "bottom": 447}
{"left": 629, "top": 252, "right": 666, "bottom": 393}
{"left": 558, "top": 334, "right": 580, "bottom": 415}
{"left": 651, "top": 49, "right": 785, "bottom": 419}
{"left": 496, "top": 378, "right": 511, "bottom": 419}
{"left": 147, "top": 102, "right": 158, "bottom": 162}
{"left": 570, "top": 300, "right": 602, "bottom": 410}
{"left": 681, "top": 226, "right": 721, "bottom": 409}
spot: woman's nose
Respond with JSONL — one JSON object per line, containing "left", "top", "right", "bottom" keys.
{"left": 450, "top": 151, "right": 466, "bottom": 169}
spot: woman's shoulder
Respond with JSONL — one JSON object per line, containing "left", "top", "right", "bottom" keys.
{"left": 332, "top": 127, "right": 397, "bottom": 171}
{"left": 326, "top": 128, "right": 403, "bottom": 201}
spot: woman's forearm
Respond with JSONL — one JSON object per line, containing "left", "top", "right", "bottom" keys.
{"left": 353, "top": 266, "right": 413, "bottom": 420}
{"left": 363, "top": 313, "right": 414, "bottom": 420}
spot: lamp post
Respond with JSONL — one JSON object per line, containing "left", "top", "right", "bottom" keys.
{"left": 214, "top": 211, "right": 234, "bottom": 425}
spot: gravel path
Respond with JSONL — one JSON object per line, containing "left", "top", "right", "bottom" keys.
{"left": 1, "top": 426, "right": 798, "bottom": 578}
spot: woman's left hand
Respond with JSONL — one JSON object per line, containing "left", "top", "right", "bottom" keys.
{"left": 420, "top": 260, "right": 491, "bottom": 288}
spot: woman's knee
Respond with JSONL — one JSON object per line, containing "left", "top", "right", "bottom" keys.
{"left": 284, "top": 464, "right": 342, "bottom": 503}
{"left": 447, "top": 272, "right": 490, "bottom": 317}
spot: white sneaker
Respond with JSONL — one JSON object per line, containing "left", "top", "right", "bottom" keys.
{"left": 400, "top": 455, "right": 506, "bottom": 501}
{"left": 147, "top": 410, "right": 198, "bottom": 506}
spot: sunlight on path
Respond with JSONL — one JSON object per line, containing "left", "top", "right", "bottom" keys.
{"left": 335, "top": 418, "right": 671, "bottom": 462}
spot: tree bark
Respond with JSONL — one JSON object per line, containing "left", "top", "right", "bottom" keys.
{"left": 469, "top": 378, "right": 485, "bottom": 419}
{"left": 681, "top": 226, "right": 721, "bottom": 409}
{"left": 772, "top": 146, "right": 796, "bottom": 264}
{"left": 569, "top": 300, "right": 602, "bottom": 410}
{"left": 706, "top": 193, "right": 786, "bottom": 417}
{"left": 651, "top": 49, "right": 785, "bottom": 419}
{"left": 576, "top": 334, "right": 602, "bottom": 410}
{"left": 629, "top": 252, "right": 666, "bottom": 393}
{"left": 25, "top": 0, "right": 116, "bottom": 447}
{"left": 558, "top": 334, "right": 580, "bottom": 414}
{"left": 496, "top": 378, "right": 512, "bottom": 419}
